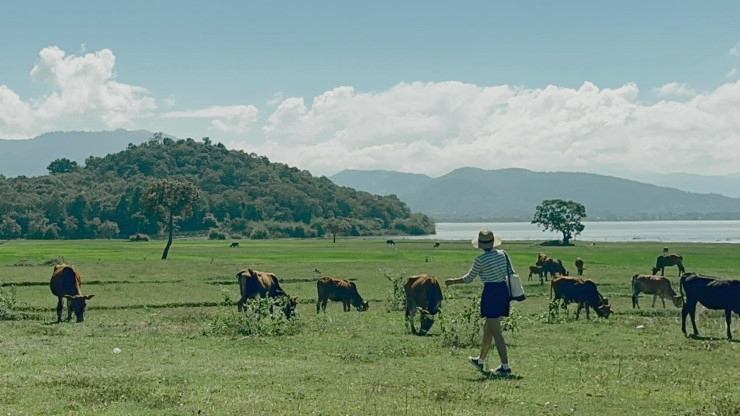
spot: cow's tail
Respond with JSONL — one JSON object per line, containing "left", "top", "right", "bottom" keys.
{"left": 679, "top": 272, "right": 688, "bottom": 304}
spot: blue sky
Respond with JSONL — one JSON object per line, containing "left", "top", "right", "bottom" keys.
{"left": 1, "top": 1, "right": 740, "bottom": 176}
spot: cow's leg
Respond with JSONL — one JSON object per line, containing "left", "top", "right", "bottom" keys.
{"left": 632, "top": 293, "right": 639, "bottom": 309}
{"left": 66, "top": 298, "right": 73, "bottom": 321}
{"left": 56, "top": 297, "right": 63, "bottom": 322}
{"left": 322, "top": 299, "right": 328, "bottom": 312}
{"left": 316, "top": 298, "right": 321, "bottom": 314}
{"left": 576, "top": 303, "right": 583, "bottom": 320}
{"left": 681, "top": 301, "right": 690, "bottom": 335}
{"left": 660, "top": 296, "right": 666, "bottom": 308}
{"left": 343, "top": 301, "right": 349, "bottom": 312}
{"left": 651, "top": 294, "right": 657, "bottom": 308}
{"left": 405, "top": 302, "right": 417, "bottom": 334}
{"left": 683, "top": 300, "right": 700, "bottom": 336}
{"left": 726, "top": 309, "right": 732, "bottom": 340}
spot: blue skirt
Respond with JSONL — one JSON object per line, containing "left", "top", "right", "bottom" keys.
{"left": 480, "top": 282, "right": 510, "bottom": 318}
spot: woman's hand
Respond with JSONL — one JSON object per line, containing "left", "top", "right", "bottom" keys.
{"left": 445, "top": 278, "right": 459, "bottom": 286}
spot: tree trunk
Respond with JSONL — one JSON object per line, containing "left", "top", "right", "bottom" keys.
{"left": 162, "top": 211, "right": 174, "bottom": 260}
{"left": 562, "top": 232, "right": 571, "bottom": 246}
{"left": 332, "top": 232, "right": 336, "bottom": 243}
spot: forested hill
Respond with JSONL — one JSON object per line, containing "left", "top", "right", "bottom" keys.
{"left": 331, "top": 168, "right": 740, "bottom": 221}
{"left": 0, "top": 137, "right": 435, "bottom": 240}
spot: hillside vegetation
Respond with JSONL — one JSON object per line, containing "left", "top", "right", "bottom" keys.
{"left": 0, "top": 137, "right": 434, "bottom": 240}
{"left": 331, "top": 168, "right": 740, "bottom": 221}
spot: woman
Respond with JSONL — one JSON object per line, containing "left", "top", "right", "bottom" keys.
{"left": 445, "top": 227, "right": 513, "bottom": 375}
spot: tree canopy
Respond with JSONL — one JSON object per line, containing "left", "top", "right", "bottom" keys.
{"left": 141, "top": 179, "right": 200, "bottom": 259}
{"left": 531, "top": 199, "right": 586, "bottom": 245}
{"left": 0, "top": 136, "right": 435, "bottom": 240}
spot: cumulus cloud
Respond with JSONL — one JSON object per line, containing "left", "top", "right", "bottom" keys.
{"left": 654, "top": 82, "right": 697, "bottom": 97}
{"left": 728, "top": 68, "right": 738, "bottom": 78}
{"left": 0, "top": 46, "right": 156, "bottom": 138}
{"left": 730, "top": 43, "right": 740, "bottom": 56}
{"left": 161, "top": 105, "right": 259, "bottom": 134}
{"left": 226, "top": 79, "right": 740, "bottom": 176}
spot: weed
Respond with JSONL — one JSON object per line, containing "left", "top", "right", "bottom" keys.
{"left": 541, "top": 298, "right": 568, "bottom": 324}
{"left": 0, "top": 286, "right": 20, "bottom": 320}
{"left": 203, "top": 297, "right": 299, "bottom": 338}
{"left": 439, "top": 296, "right": 482, "bottom": 348}
{"left": 383, "top": 268, "right": 406, "bottom": 312}
{"left": 501, "top": 305, "right": 521, "bottom": 333}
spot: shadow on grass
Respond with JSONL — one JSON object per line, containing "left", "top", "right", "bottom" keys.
{"left": 687, "top": 334, "right": 740, "bottom": 343}
{"left": 468, "top": 373, "right": 524, "bottom": 382}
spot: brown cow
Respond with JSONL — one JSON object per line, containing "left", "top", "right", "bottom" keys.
{"left": 681, "top": 272, "right": 740, "bottom": 339}
{"left": 49, "top": 264, "right": 94, "bottom": 323}
{"left": 575, "top": 258, "right": 584, "bottom": 276}
{"left": 404, "top": 274, "right": 443, "bottom": 335}
{"left": 542, "top": 258, "right": 568, "bottom": 280}
{"left": 236, "top": 269, "right": 297, "bottom": 319}
{"left": 551, "top": 276, "right": 611, "bottom": 320}
{"left": 316, "top": 277, "right": 369, "bottom": 313}
{"left": 631, "top": 274, "right": 683, "bottom": 309}
{"left": 652, "top": 253, "right": 685, "bottom": 276}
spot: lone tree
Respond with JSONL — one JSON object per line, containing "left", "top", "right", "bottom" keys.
{"left": 324, "top": 217, "right": 351, "bottom": 243}
{"left": 47, "top": 158, "right": 79, "bottom": 174}
{"left": 532, "top": 199, "right": 586, "bottom": 246}
{"left": 141, "top": 179, "right": 200, "bottom": 259}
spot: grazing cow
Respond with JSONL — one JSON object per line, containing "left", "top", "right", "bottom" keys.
{"left": 680, "top": 272, "right": 740, "bottom": 339}
{"left": 536, "top": 252, "right": 548, "bottom": 266}
{"left": 404, "top": 274, "right": 443, "bottom": 335}
{"left": 542, "top": 258, "right": 568, "bottom": 279}
{"left": 316, "top": 277, "right": 369, "bottom": 313}
{"left": 528, "top": 265, "right": 543, "bottom": 282}
{"left": 433, "top": 241, "right": 440, "bottom": 248}
{"left": 230, "top": 241, "right": 239, "bottom": 248}
{"left": 575, "top": 258, "right": 584, "bottom": 276}
{"left": 236, "top": 269, "right": 298, "bottom": 319}
{"left": 386, "top": 239, "right": 396, "bottom": 246}
{"left": 551, "top": 277, "right": 611, "bottom": 320}
{"left": 631, "top": 274, "right": 683, "bottom": 309}
{"left": 49, "top": 264, "right": 94, "bottom": 323}
{"left": 652, "top": 253, "right": 685, "bottom": 276}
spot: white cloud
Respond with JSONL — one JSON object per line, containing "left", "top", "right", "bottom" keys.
{"left": 161, "top": 105, "right": 259, "bottom": 134}
{"left": 728, "top": 68, "right": 738, "bottom": 78}
{"left": 654, "top": 82, "right": 697, "bottom": 97}
{"left": 267, "top": 92, "right": 284, "bottom": 106}
{"left": 0, "top": 46, "right": 156, "bottom": 139}
{"left": 730, "top": 43, "right": 740, "bottom": 56}
{"left": 163, "top": 96, "right": 176, "bottom": 108}
{"left": 225, "top": 79, "right": 740, "bottom": 177}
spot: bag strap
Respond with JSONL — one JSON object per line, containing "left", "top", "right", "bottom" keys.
{"left": 502, "top": 251, "right": 514, "bottom": 297}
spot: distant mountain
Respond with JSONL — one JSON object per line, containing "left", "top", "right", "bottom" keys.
{"left": 604, "top": 170, "right": 740, "bottom": 198}
{"left": 0, "top": 130, "right": 156, "bottom": 177}
{"left": 331, "top": 170, "right": 433, "bottom": 196}
{"left": 330, "top": 168, "right": 740, "bottom": 221}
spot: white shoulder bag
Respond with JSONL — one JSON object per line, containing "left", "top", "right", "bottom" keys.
{"left": 503, "top": 251, "right": 526, "bottom": 302}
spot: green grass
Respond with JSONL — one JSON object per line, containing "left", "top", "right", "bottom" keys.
{"left": 1, "top": 238, "right": 739, "bottom": 415}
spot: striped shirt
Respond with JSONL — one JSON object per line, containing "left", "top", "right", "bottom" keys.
{"left": 462, "top": 249, "right": 513, "bottom": 284}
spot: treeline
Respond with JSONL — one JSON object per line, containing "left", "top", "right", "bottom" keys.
{"left": 0, "top": 136, "right": 435, "bottom": 240}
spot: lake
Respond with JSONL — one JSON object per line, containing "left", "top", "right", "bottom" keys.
{"left": 406, "top": 220, "right": 740, "bottom": 244}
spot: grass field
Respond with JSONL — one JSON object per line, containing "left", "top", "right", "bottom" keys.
{"left": 1, "top": 238, "right": 739, "bottom": 415}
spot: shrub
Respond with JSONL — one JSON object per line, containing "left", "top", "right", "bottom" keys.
{"left": 439, "top": 296, "right": 482, "bottom": 348}
{"left": 128, "top": 233, "right": 150, "bottom": 242}
{"left": 249, "top": 224, "right": 270, "bottom": 240}
{"left": 208, "top": 229, "right": 227, "bottom": 240}
{"left": 0, "top": 286, "right": 19, "bottom": 320}
{"left": 383, "top": 269, "right": 406, "bottom": 312}
{"left": 203, "top": 297, "right": 299, "bottom": 338}
{"left": 540, "top": 298, "right": 568, "bottom": 324}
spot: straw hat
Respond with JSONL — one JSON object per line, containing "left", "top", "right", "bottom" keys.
{"left": 472, "top": 227, "right": 502, "bottom": 249}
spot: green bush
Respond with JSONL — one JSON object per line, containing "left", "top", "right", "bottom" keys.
{"left": 0, "top": 286, "right": 19, "bottom": 320}
{"left": 203, "top": 297, "right": 299, "bottom": 338}
{"left": 208, "top": 229, "right": 227, "bottom": 240}
{"left": 439, "top": 296, "right": 482, "bottom": 348}
{"left": 383, "top": 269, "right": 406, "bottom": 312}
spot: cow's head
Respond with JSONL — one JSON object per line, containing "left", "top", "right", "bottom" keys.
{"left": 282, "top": 296, "right": 298, "bottom": 319}
{"left": 596, "top": 304, "right": 612, "bottom": 318}
{"left": 64, "top": 294, "right": 94, "bottom": 322}
{"left": 651, "top": 267, "right": 660, "bottom": 275}
{"left": 356, "top": 300, "right": 369, "bottom": 312}
{"left": 417, "top": 307, "right": 436, "bottom": 334}
{"left": 671, "top": 295, "right": 684, "bottom": 308}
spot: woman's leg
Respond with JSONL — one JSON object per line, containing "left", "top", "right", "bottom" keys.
{"left": 479, "top": 318, "right": 494, "bottom": 361}
{"left": 488, "top": 317, "right": 508, "bottom": 365}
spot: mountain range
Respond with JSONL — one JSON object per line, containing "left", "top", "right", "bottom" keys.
{"left": 330, "top": 168, "right": 740, "bottom": 221}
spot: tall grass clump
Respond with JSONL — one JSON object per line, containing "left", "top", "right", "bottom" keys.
{"left": 540, "top": 298, "right": 568, "bottom": 324}
{"left": 439, "top": 296, "right": 482, "bottom": 348}
{"left": 0, "top": 286, "right": 20, "bottom": 320}
{"left": 203, "top": 297, "right": 299, "bottom": 338}
{"left": 383, "top": 269, "right": 406, "bottom": 312}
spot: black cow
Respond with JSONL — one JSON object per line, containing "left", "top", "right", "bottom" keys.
{"left": 49, "top": 264, "right": 94, "bottom": 322}
{"left": 551, "top": 276, "right": 611, "bottom": 320}
{"left": 542, "top": 258, "right": 568, "bottom": 279}
{"left": 652, "top": 253, "right": 685, "bottom": 276}
{"left": 680, "top": 272, "right": 740, "bottom": 339}
{"left": 386, "top": 239, "right": 396, "bottom": 246}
